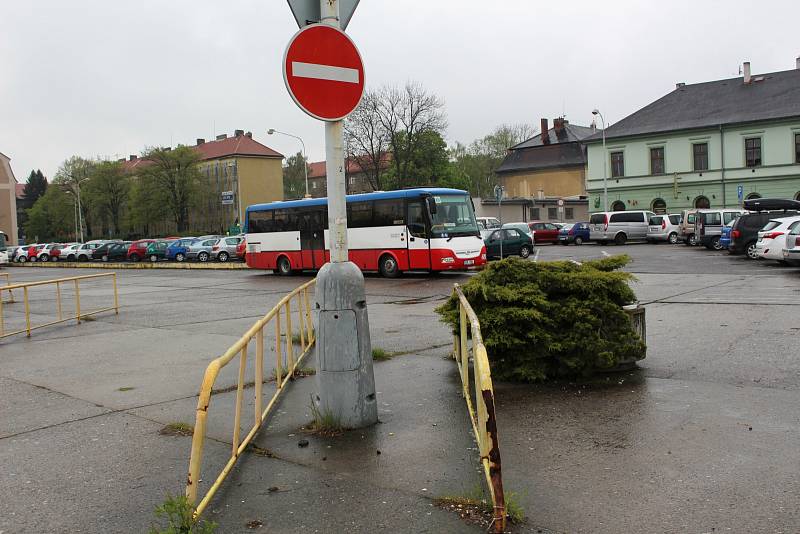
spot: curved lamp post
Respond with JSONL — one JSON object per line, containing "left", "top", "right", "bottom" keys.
{"left": 592, "top": 109, "right": 608, "bottom": 212}
{"left": 268, "top": 129, "right": 310, "bottom": 198}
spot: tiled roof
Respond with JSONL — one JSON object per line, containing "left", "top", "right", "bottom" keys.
{"left": 308, "top": 153, "right": 392, "bottom": 179}
{"left": 511, "top": 123, "right": 598, "bottom": 149}
{"left": 496, "top": 143, "right": 587, "bottom": 174}
{"left": 585, "top": 67, "right": 800, "bottom": 142}
{"left": 15, "top": 183, "right": 25, "bottom": 199}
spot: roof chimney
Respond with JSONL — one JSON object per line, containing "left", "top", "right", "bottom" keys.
{"left": 540, "top": 118, "right": 550, "bottom": 144}
{"left": 234, "top": 129, "right": 244, "bottom": 137}
{"left": 129, "top": 155, "right": 137, "bottom": 161}
{"left": 554, "top": 117, "right": 567, "bottom": 140}
{"left": 676, "top": 82, "right": 685, "bottom": 89}
{"left": 196, "top": 138, "right": 205, "bottom": 145}
{"left": 216, "top": 134, "right": 227, "bottom": 140}
{"left": 743, "top": 61, "right": 751, "bottom": 84}
{"left": 245, "top": 131, "right": 252, "bottom": 138}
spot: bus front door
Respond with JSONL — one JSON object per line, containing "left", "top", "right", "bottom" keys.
{"left": 406, "top": 200, "right": 431, "bottom": 270}
{"left": 299, "top": 210, "right": 325, "bottom": 269}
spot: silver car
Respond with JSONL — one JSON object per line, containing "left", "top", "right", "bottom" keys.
{"left": 211, "top": 236, "right": 242, "bottom": 262}
{"left": 589, "top": 210, "right": 655, "bottom": 245}
{"left": 647, "top": 214, "right": 682, "bottom": 244}
{"left": 186, "top": 238, "right": 219, "bottom": 262}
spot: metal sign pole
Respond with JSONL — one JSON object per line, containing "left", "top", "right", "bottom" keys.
{"left": 313, "top": 0, "right": 377, "bottom": 429}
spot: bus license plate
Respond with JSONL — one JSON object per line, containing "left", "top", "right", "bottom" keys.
{"left": 464, "top": 260, "right": 474, "bottom": 265}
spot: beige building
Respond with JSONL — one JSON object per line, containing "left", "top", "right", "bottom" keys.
{"left": 487, "top": 118, "right": 595, "bottom": 223}
{"left": 0, "top": 152, "right": 19, "bottom": 245}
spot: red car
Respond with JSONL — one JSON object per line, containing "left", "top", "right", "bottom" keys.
{"left": 236, "top": 238, "right": 246, "bottom": 260}
{"left": 27, "top": 244, "right": 45, "bottom": 261}
{"left": 528, "top": 221, "right": 561, "bottom": 243}
{"left": 127, "top": 239, "right": 156, "bottom": 262}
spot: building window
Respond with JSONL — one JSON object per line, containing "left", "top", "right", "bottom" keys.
{"left": 650, "top": 147, "right": 665, "bottom": 175}
{"left": 547, "top": 207, "right": 557, "bottom": 219}
{"left": 745, "top": 137, "right": 761, "bottom": 167}
{"left": 611, "top": 200, "right": 626, "bottom": 211}
{"left": 694, "top": 195, "right": 710, "bottom": 209}
{"left": 693, "top": 143, "right": 708, "bottom": 171}
{"left": 530, "top": 207, "right": 540, "bottom": 220}
{"left": 610, "top": 151, "right": 624, "bottom": 177}
{"left": 348, "top": 176, "right": 356, "bottom": 186}
{"left": 565, "top": 207, "right": 574, "bottom": 219}
{"left": 795, "top": 133, "right": 800, "bottom": 164}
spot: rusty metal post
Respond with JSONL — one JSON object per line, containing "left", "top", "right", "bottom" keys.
{"left": 74, "top": 279, "right": 81, "bottom": 324}
{"left": 23, "top": 286, "right": 31, "bottom": 337}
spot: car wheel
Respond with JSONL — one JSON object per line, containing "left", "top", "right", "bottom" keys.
{"left": 519, "top": 245, "right": 531, "bottom": 258}
{"left": 687, "top": 234, "right": 698, "bottom": 246}
{"left": 30, "top": 255, "right": 38, "bottom": 262}
{"left": 745, "top": 241, "right": 759, "bottom": 260}
{"left": 379, "top": 254, "right": 400, "bottom": 278}
{"left": 40, "top": 254, "right": 49, "bottom": 262}
{"left": 102, "top": 255, "right": 109, "bottom": 262}
{"left": 198, "top": 252, "right": 210, "bottom": 262}
{"left": 574, "top": 236, "right": 583, "bottom": 246}
{"left": 129, "top": 254, "right": 140, "bottom": 262}
{"left": 218, "top": 252, "right": 229, "bottom": 263}
{"left": 175, "top": 253, "right": 185, "bottom": 262}
{"left": 668, "top": 232, "right": 678, "bottom": 244}
{"left": 614, "top": 233, "right": 627, "bottom": 246}
{"left": 18, "top": 255, "right": 27, "bottom": 263}
{"left": 67, "top": 254, "right": 75, "bottom": 261}
{"left": 711, "top": 236, "right": 722, "bottom": 250}
{"left": 276, "top": 256, "right": 292, "bottom": 276}
{"left": 51, "top": 256, "right": 57, "bottom": 262}
{"left": 150, "top": 254, "right": 158, "bottom": 262}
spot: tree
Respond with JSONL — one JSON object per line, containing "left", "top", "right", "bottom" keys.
{"left": 137, "top": 146, "right": 201, "bottom": 233}
{"left": 283, "top": 151, "right": 309, "bottom": 199}
{"left": 24, "top": 186, "right": 75, "bottom": 242}
{"left": 54, "top": 156, "right": 96, "bottom": 238}
{"left": 377, "top": 82, "right": 447, "bottom": 189}
{"left": 20, "top": 170, "right": 48, "bottom": 210}
{"left": 127, "top": 177, "right": 168, "bottom": 238}
{"left": 344, "top": 89, "right": 390, "bottom": 191}
{"left": 84, "top": 160, "right": 130, "bottom": 236}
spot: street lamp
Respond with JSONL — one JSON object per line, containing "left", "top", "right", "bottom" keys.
{"left": 268, "top": 128, "right": 310, "bottom": 198}
{"left": 592, "top": 109, "right": 608, "bottom": 212}
{"left": 62, "top": 177, "right": 89, "bottom": 243}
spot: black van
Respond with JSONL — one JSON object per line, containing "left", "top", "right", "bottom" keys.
{"left": 729, "top": 198, "right": 800, "bottom": 258}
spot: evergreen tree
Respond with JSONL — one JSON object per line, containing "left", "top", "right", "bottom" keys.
{"left": 21, "top": 170, "right": 48, "bottom": 209}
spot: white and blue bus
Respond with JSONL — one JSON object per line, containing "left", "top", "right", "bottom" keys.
{"left": 244, "top": 188, "right": 486, "bottom": 277}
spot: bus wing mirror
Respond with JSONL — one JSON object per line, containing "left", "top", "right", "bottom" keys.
{"left": 426, "top": 196, "right": 437, "bottom": 215}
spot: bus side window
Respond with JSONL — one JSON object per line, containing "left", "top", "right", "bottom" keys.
{"left": 407, "top": 200, "right": 427, "bottom": 238}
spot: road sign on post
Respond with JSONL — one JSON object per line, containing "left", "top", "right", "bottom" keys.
{"left": 737, "top": 185, "right": 744, "bottom": 201}
{"left": 286, "top": 0, "right": 359, "bottom": 30}
{"left": 283, "top": 0, "right": 377, "bottom": 430}
{"left": 221, "top": 191, "right": 234, "bottom": 205}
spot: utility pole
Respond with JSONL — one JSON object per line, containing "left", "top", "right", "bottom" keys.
{"left": 311, "top": 0, "right": 377, "bottom": 429}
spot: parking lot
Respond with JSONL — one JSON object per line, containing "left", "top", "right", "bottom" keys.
{"left": 2, "top": 242, "right": 799, "bottom": 533}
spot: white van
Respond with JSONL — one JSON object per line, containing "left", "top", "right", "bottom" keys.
{"left": 589, "top": 210, "right": 655, "bottom": 245}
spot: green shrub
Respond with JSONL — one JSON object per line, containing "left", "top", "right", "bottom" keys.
{"left": 436, "top": 256, "right": 645, "bottom": 382}
{"left": 149, "top": 493, "right": 217, "bottom": 534}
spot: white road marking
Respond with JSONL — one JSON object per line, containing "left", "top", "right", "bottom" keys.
{"left": 533, "top": 248, "right": 541, "bottom": 263}
{"left": 601, "top": 250, "right": 610, "bottom": 257}
{"left": 291, "top": 62, "right": 359, "bottom": 83}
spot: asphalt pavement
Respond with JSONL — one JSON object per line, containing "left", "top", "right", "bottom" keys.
{"left": 1, "top": 243, "right": 799, "bottom": 533}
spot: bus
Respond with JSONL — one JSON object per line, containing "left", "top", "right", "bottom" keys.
{"left": 244, "top": 188, "right": 486, "bottom": 277}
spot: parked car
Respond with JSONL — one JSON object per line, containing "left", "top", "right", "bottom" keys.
{"left": 484, "top": 228, "right": 533, "bottom": 259}
{"left": 145, "top": 240, "right": 174, "bottom": 262}
{"left": 501, "top": 222, "right": 534, "bottom": 242}
{"left": 165, "top": 238, "right": 197, "bottom": 262}
{"left": 589, "top": 210, "right": 655, "bottom": 245}
{"left": 36, "top": 243, "right": 63, "bottom": 262}
{"left": 528, "top": 221, "right": 560, "bottom": 244}
{"left": 58, "top": 243, "right": 82, "bottom": 261}
{"left": 91, "top": 241, "right": 123, "bottom": 261}
{"left": 477, "top": 217, "right": 502, "bottom": 239}
{"left": 127, "top": 239, "right": 156, "bottom": 262}
{"left": 75, "top": 241, "right": 106, "bottom": 261}
{"left": 730, "top": 199, "right": 800, "bottom": 259}
{"left": 105, "top": 242, "right": 131, "bottom": 262}
{"left": 647, "top": 214, "right": 682, "bottom": 244}
{"left": 719, "top": 220, "right": 735, "bottom": 250}
{"left": 558, "top": 222, "right": 590, "bottom": 245}
{"left": 781, "top": 221, "right": 800, "bottom": 266}
{"left": 24, "top": 244, "right": 45, "bottom": 262}
{"left": 49, "top": 243, "right": 74, "bottom": 261}
{"left": 211, "top": 236, "right": 242, "bottom": 262}
{"left": 754, "top": 216, "right": 800, "bottom": 262}
{"left": 186, "top": 238, "right": 219, "bottom": 262}
{"left": 679, "top": 209, "right": 699, "bottom": 245}
{"left": 6, "top": 245, "right": 22, "bottom": 262}
{"left": 695, "top": 209, "right": 744, "bottom": 250}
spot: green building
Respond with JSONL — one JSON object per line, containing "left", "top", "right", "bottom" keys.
{"left": 586, "top": 61, "right": 800, "bottom": 214}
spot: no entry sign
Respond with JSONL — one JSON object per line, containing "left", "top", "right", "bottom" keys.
{"left": 283, "top": 24, "right": 365, "bottom": 121}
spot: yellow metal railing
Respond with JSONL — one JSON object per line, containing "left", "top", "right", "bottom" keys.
{"left": 0, "top": 273, "right": 13, "bottom": 304}
{"left": 451, "top": 283, "right": 506, "bottom": 533}
{"left": 0, "top": 273, "right": 119, "bottom": 339}
{"left": 186, "top": 278, "right": 316, "bottom": 518}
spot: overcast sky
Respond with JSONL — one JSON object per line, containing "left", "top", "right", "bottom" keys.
{"left": 2, "top": 0, "right": 799, "bottom": 182}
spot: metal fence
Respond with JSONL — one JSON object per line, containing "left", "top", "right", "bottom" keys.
{"left": 451, "top": 283, "right": 506, "bottom": 533}
{"left": 186, "top": 278, "right": 316, "bottom": 518}
{"left": 0, "top": 273, "right": 119, "bottom": 339}
{"left": 0, "top": 273, "right": 12, "bottom": 304}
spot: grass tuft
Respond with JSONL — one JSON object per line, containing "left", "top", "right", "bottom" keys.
{"left": 149, "top": 493, "right": 217, "bottom": 534}
{"left": 372, "top": 347, "right": 392, "bottom": 361}
{"left": 304, "top": 395, "right": 346, "bottom": 437}
{"left": 159, "top": 422, "right": 194, "bottom": 437}
{"left": 117, "top": 386, "right": 135, "bottom": 392}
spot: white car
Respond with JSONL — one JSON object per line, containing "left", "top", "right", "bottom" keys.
{"left": 14, "top": 244, "right": 39, "bottom": 263}
{"left": 782, "top": 221, "right": 800, "bottom": 266}
{"left": 36, "top": 243, "right": 62, "bottom": 262}
{"left": 59, "top": 243, "right": 82, "bottom": 261}
{"left": 757, "top": 216, "right": 800, "bottom": 262}
{"left": 75, "top": 242, "right": 104, "bottom": 261}
{"left": 0, "top": 249, "right": 8, "bottom": 265}
{"left": 647, "top": 213, "right": 682, "bottom": 244}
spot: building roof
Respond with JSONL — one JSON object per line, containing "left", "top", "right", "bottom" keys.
{"left": 496, "top": 143, "right": 588, "bottom": 174}
{"left": 308, "top": 154, "right": 392, "bottom": 179}
{"left": 511, "top": 123, "right": 598, "bottom": 149}
{"left": 586, "top": 67, "right": 800, "bottom": 142}
{"left": 15, "top": 183, "right": 25, "bottom": 199}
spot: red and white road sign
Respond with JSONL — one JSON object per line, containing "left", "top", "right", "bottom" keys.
{"left": 283, "top": 24, "right": 365, "bottom": 122}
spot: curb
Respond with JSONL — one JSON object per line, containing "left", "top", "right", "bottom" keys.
{"left": 7, "top": 261, "right": 249, "bottom": 270}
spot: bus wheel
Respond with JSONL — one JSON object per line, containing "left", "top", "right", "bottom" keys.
{"left": 379, "top": 254, "right": 400, "bottom": 278}
{"left": 276, "top": 256, "right": 293, "bottom": 276}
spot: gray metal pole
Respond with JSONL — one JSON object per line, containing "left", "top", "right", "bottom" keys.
{"left": 77, "top": 182, "right": 84, "bottom": 243}
{"left": 314, "top": 0, "right": 377, "bottom": 430}
{"left": 599, "top": 113, "right": 608, "bottom": 212}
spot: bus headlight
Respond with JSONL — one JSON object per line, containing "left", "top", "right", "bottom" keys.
{"left": 441, "top": 256, "right": 455, "bottom": 264}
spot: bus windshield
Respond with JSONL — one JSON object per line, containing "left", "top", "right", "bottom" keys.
{"left": 428, "top": 194, "right": 479, "bottom": 238}
{"left": 0, "top": 232, "right": 6, "bottom": 251}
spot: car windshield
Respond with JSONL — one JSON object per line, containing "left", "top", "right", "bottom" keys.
{"left": 649, "top": 216, "right": 663, "bottom": 225}
{"left": 428, "top": 194, "right": 479, "bottom": 238}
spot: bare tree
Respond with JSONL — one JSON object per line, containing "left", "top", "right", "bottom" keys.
{"left": 344, "top": 89, "right": 390, "bottom": 191}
